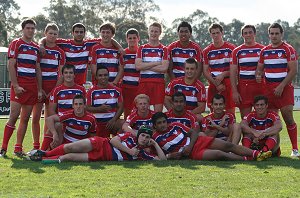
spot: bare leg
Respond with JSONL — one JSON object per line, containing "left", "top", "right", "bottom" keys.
{"left": 15, "top": 105, "right": 34, "bottom": 146}
{"left": 64, "top": 139, "right": 93, "bottom": 154}
{"left": 111, "top": 119, "right": 125, "bottom": 135}
{"left": 202, "top": 149, "right": 244, "bottom": 160}
{"left": 240, "top": 107, "right": 252, "bottom": 119}
{"left": 7, "top": 101, "right": 22, "bottom": 126}
{"left": 59, "top": 153, "right": 89, "bottom": 162}
{"left": 230, "top": 123, "right": 241, "bottom": 145}
{"left": 32, "top": 103, "right": 43, "bottom": 147}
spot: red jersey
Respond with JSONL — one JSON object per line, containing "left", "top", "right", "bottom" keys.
{"left": 120, "top": 48, "right": 139, "bottom": 88}
{"left": 8, "top": 38, "right": 40, "bottom": 85}
{"left": 125, "top": 110, "right": 155, "bottom": 130}
{"left": 49, "top": 84, "right": 86, "bottom": 114}
{"left": 165, "top": 76, "right": 206, "bottom": 110}
{"left": 87, "top": 84, "right": 123, "bottom": 123}
{"left": 136, "top": 43, "right": 169, "bottom": 83}
{"left": 166, "top": 109, "right": 199, "bottom": 129}
{"left": 168, "top": 40, "right": 203, "bottom": 78}
{"left": 59, "top": 110, "right": 97, "bottom": 143}
{"left": 243, "top": 111, "right": 280, "bottom": 132}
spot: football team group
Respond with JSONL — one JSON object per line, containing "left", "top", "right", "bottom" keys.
{"left": 0, "top": 17, "right": 298, "bottom": 164}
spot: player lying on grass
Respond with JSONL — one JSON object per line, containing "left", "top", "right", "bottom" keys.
{"left": 28, "top": 125, "right": 166, "bottom": 163}
{"left": 152, "top": 112, "right": 272, "bottom": 161}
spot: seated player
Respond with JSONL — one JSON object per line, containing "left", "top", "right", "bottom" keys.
{"left": 202, "top": 94, "right": 241, "bottom": 145}
{"left": 241, "top": 95, "right": 282, "bottom": 156}
{"left": 122, "top": 94, "right": 155, "bottom": 135}
{"left": 28, "top": 125, "right": 166, "bottom": 163}
{"left": 86, "top": 66, "right": 124, "bottom": 137}
{"left": 152, "top": 112, "right": 272, "bottom": 161}
{"left": 165, "top": 57, "right": 206, "bottom": 121}
{"left": 41, "top": 94, "right": 97, "bottom": 150}
{"left": 166, "top": 92, "right": 199, "bottom": 131}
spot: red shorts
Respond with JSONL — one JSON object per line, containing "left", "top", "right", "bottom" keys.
{"left": 207, "top": 78, "right": 235, "bottom": 110}
{"left": 96, "top": 122, "right": 112, "bottom": 138}
{"left": 190, "top": 136, "right": 215, "bottom": 160}
{"left": 88, "top": 137, "right": 113, "bottom": 161}
{"left": 237, "top": 81, "right": 265, "bottom": 109}
{"left": 137, "top": 82, "right": 165, "bottom": 105}
{"left": 264, "top": 83, "right": 294, "bottom": 109}
{"left": 10, "top": 83, "right": 38, "bottom": 105}
{"left": 41, "top": 82, "right": 56, "bottom": 104}
{"left": 122, "top": 86, "right": 138, "bottom": 110}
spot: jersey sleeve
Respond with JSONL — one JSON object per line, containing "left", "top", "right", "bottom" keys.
{"left": 162, "top": 46, "right": 169, "bottom": 60}
{"left": 196, "top": 82, "right": 206, "bottom": 102}
{"left": 286, "top": 45, "right": 298, "bottom": 61}
{"left": 86, "top": 87, "right": 93, "bottom": 106}
{"left": 231, "top": 47, "right": 238, "bottom": 65}
{"left": 59, "top": 49, "right": 66, "bottom": 66}
{"left": 89, "top": 45, "right": 98, "bottom": 65}
{"left": 117, "top": 132, "right": 132, "bottom": 141}
{"left": 136, "top": 46, "right": 143, "bottom": 59}
{"left": 89, "top": 116, "right": 97, "bottom": 134}
{"left": 8, "top": 40, "right": 19, "bottom": 59}
{"left": 165, "top": 80, "right": 174, "bottom": 96}
{"left": 49, "top": 87, "right": 58, "bottom": 103}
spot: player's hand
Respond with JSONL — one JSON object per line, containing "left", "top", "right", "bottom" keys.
{"left": 274, "top": 84, "right": 284, "bottom": 97}
{"left": 39, "top": 44, "right": 46, "bottom": 57}
{"left": 232, "top": 91, "right": 242, "bottom": 105}
{"left": 147, "top": 139, "right": 156, "bottom": 146}
{"left": 13, "top": 85, "right": 26, "bottom": 98}
{"left": 50, "top": 134, "right": 60, "bottom": 149}
{"left": 216, "top": 83, "right": 225, "bottom": 92}
{"left": 182, "top": 145, "right": 193, "bottom": 157}
{"left": 37, "top": 90, "right": 43, "bottom": 102}
{"left": 99, "top": 104, "right": 112, "bottom": 112}
{"left": 215, "top": 74, "right": 224, "bottom": 85}
{"left": 167, "top": 152, "right": 182, "bottom": 160}
{"left": 129, "top": 146, "right": 140, "bottom": 157}
{"left": 219, "top": 115, "right": 229, "bottom": 127}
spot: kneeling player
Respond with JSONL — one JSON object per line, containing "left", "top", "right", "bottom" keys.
{"left": 152, "top": 112, "right": 272, "bottom": 161}
{"left": 29, "top": 126, "right": 166, "bottom": 163}
{"left": 241, "top": 95, "right": 282, "bottom": 156}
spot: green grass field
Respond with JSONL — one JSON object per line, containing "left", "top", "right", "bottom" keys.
{"left": 0, "top": 113, "right": 299, "bottom": 197}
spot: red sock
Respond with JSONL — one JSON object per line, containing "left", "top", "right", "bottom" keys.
{"left": 1, "top": 124, "right": 15, "bottom": 150}
{"left": 263, "top": 138, "right": 276, "bottom": 152}
{"left": 242, "top": 137, "right": 252, "bottom": 148}
{"left": 40, "top": 134, "right": 53, "bottom": 151}
{"left": 252, "top": 150, "right": 259, "bottom": 159}
{"left": 33, "top": 142, "right": 40, "bottom": 150}
{"left": 45, "top": 144, "right": 65, "bottom": 157}
{"left": 14, "top": 144, "right": 23, "bottom": 153}
{"left": 287, "top": 123, "right": 298, "bottom": 150}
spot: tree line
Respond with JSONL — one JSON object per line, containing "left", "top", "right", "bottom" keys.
{"left": 0, "top": 0, "right": 299, "bottom": 85}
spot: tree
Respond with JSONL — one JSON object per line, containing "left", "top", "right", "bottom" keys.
{"left": 0, "top": 0, "right": 20, "bottom": 46}
{"left": 31, "top": 14, "right": 51, "bottom": 42}
{"left": 223, "top": 19, "right": 244, "bottom": 45}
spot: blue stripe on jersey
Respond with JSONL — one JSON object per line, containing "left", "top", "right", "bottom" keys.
{"left": 123, "top": 81, "right": 138, "bottom": 86}
{"left": 97, "top": 63, "right": 118, "bottom": 68}
{"left": 240, "top": 75, "right": 255, "bottom": 79}
{"left": 66, "top": 56, "right": 88, "bottom": 62}
{"left": 141, "top": 74, "right": 164, "bottom": 78}
{"left": 40, "top": 63, "right": 59, "bottom": 69}
{"left": 19, "top": 45, "right": 39, "bottom": 52}
{"left": 42, "top": 75, "right": 57, "bottom": 80}
{"left": 186, "top": 101, "right": 198, "bottom": 107}
{"left": 96, "top": 117, "right": 113, "bottom": 123}
{"left": 124, "top": 68, "right": 139, "bottom": 73}
{"left": 58, "top": 103, "right": 72, "bottom": 109}
{"left": 140, "top": 150, "right": 154, "bottom": 160}
{"left": 18, "top": 58, "right": 37, "bottom": 65}
{"left": 172, "top": 62, "right": 184, "bottom": 67}
{"left": 265, "top": 64, "right": 288, "bottom": 69}
{"left": 167, "top": 118, "right": 192, "bottom": 126}
{"left": 209, "top": 62, "right": 230, "bottom": 68}
{"left": 266, "top": 77, "right": 286, "bottom": 82}
{"left": 111, "top": 144, "right": 119, "bottom": 161}
{"left": 174, "top": 73, "right": 185, "bottom": 78}
{"left": 239, "top": 62, "right": 259, "bottom": 67}
{"left": 263, "top": 49, "right": 285, "bottom": 56}
{"left": 250, "top": 118, "right": 273, "bottom": 126}
{"left": 18, "top": 72, "right": 36, "bottom": 77}
{"left": 75, "top": 68, "right": 86, "bottom": 74}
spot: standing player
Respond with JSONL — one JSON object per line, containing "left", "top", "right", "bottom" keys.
{"left": 89, "top": 22, "right": 123, "bottom": 85}
{"left": 203, "top": 23, "right": 236, "bottom": 113}
{"left": 0, "top": 19, "right": 42, "bottom": 157}
{"left": 120, "top": 28, "right": 140, "bottom": 118}
{"left": 86, "top": 66, "right": 124, "bottom": 137}
{"left": 230, "top": 25, "right": 265, "bottom": 118}
{"left": 122, "top": 94, "right": 155, "bottom": 135}
{"left": 166, "top": 92, "right": 199, "bottom": 131}
{"left": 201, "top": 94, "right": 241, "bottom": 145}
{"left": 135, "top": 22, "right": 169, "bottom": 112}
{"left": 168, "top": 21, "right": 203, "bottom": 79}
{"left": 152, "top": 112, "right": 272, "bottom": 161}
{"left": 256, "top": 23, "right": 299, "bottom": 157}
{"left": 31, "top": 23, "right": 66, "bottom": 150}
{"left": 165, "top": 57, "right": 206, "bottom": 120}
{"left": 41, "top": 95, "right": 97, "bottom": 150}
{"left": 241, "top": 95, "right": 282, "bottom": 156}
{"left": 29, "top": 125, "right": 166, "bottom": 163}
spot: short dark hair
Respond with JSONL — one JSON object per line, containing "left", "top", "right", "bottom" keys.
{"left": 100, "top": 22, "right": 116, "bottom": 35}
{"left": 212, "top": 93, "right": 225, "bottom": 104}
{"left": 208, "top": 23, "right": 223, "bottom": 33}
{"left": 253, "top": 95, "right": 268, "bottom": 105}
{"left": 241, "top": 24, "right": 256, "bottom": 35}
{"left": 62, "top": 64, "right": 75, "bottom": 74}
{"left": 73, "top": 94, "right": 86, "bottom": 105}
{"left": 185, "top": 57, "right": 198, "bottom": 68}
{"left": 177, "top": 21, "right": 192, "bottom": 33}
{"left": 45, "top": 23, "right": 59, "bottom": 33}
{"left": 172, "top": 92, "right": 186, "bottom": 102}
{"left": 21, "top": 18, "right": 36, "bottom": 29}
{"left": 72, "top": 23, "right": 86, "bottom": 33}
{"left": 152, "top": 112, "right": 168, "bottom": 126}
{"left": 96, "top": 65, "right": 109, "bottom": 75}
{"left": 268, "top": 22, "right": 284, "bottom": 34}
{"left": 126, "top": 28, "right": 139, "bottom": 37}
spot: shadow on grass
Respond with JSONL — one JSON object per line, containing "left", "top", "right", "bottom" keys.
{"left": 8, "top": 155, "right": 300, "bottom": 173}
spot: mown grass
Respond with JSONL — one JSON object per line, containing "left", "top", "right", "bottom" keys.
{"left": 0, "top": 112, "right": 299, "bottom": 197}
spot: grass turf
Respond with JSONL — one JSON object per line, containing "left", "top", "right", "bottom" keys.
{"left": 0, "top": 113, "right": 299, "bottom": 197}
